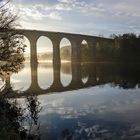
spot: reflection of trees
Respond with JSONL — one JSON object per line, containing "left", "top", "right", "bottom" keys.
{"left": 61, "top": 62, "right": 71, "bottom": 74}
{"left": 0, "top": 90, "right": 42, "bottom": 139}
{"left": 26, "top": 95, "right": 42, "bottom": 138}
{"left": 78, "top": 63, "right": 140, "bottom": 89}
{"left": 38, "top": 62, "right": 53, "bottom": 69}
{"left": 94, "top": 64, "right": 140, "bottom": 88}
{"left": 62, "top": 62, "right": 140, "bottom": 89}
{"left": 89, "top": 63, "right": 140, "bottom": 89}
{"left": 61, "top": 128, "right": 73, "bottom": 140}
{"left": 0, "top": 94, "right": 25, "bottom": 140}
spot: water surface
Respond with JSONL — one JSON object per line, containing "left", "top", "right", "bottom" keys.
{"left": 2, "top": 62, "right": 140, "bottom": 139}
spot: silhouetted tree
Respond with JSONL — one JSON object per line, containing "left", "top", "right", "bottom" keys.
{"left": 0, "top": 1, "right": 27, "bottom": 139}
{"left": 0, "top": 0, "right": 26, "bottom": 77}
{"left": 110, "top": 34, "right": 118, "bottom": 39}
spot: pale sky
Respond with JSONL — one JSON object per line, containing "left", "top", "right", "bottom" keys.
{"left": 2, "top": 0, "right": 140, "bottom": 53}
{"left": 8, "top": 0, "right": 140, "bottom": 37}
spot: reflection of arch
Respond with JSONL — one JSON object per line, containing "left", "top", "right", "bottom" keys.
{"left": 81, "top": 63, "right": 89, "bottom": 84}
{"left": 10, "top": 63, "right": 31, "bottom": 91}
{"left": 37, "top": 62, "right": 53, "bottom": 90}
{"left": 4, "top": 61, "right": 140, "bottom": 97}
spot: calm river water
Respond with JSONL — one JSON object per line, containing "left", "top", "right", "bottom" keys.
{"left": 2, "top": 62, "right": 140, "bottom": 140}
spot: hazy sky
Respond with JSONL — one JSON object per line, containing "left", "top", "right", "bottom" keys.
{"left": 9, "top": 0, "right": 140, "bottom": 37}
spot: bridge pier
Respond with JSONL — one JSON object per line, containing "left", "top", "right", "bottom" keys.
{"left": 88, "top": 40, "right": 97, "bottom": 61}
{"left": 68, "top": 39, "right": 83, "bottom": 87}
{"left": 51, "top": 62, "right": 63, "bottom": 89}
{"left": 28, "top": 35, "right": 38, "bottom": 64}
{"left": 52, "top": 39, "right": 61, "bottom": 65}
{"left": 71, "top": 39, "right": 81, "bottom": 63}
{"left": 70, "top": 62, "right": 83, "bottom": 87}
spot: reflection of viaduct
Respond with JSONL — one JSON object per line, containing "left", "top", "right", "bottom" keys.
{"left": 4, "top": 62, "right": 111, "bottom": 96}
{"left": 3, "top": 29, "right": 116, "bottom": 96}
{"left": 4, "top": 62, "right": 140, "bottom": 97}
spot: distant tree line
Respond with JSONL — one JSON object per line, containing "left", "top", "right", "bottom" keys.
{"left": 93, "top": 33, "right": 140, "bottom": 62}
{"left": 114, "top": 33, "right": 140, "bottom": 62}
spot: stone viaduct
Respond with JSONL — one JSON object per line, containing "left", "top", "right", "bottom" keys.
{"left": 17, "top": 29, "right": 113, "bottom": 64}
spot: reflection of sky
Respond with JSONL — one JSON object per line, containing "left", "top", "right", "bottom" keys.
{"left": 7, "top": 63, "right": 140, "bottom": 139}
{"left": 11, "top": 63, "right": 31, "bottom": 91}
{"left": 61, "top": 62, "right": 72, "bottom": 86}
{"left": 17, "top": 84, "right": 140, "bottom": 139}
{"left": 9, "top": 61, "right": 140, "bottom": 139}
{"left": 60, "top": 71, "right": 72, "bottom": 87}
{"left": 38, "top": 85, "right": 140, "bottom": 119}
{"left": 39, "top": 85, "right": 140, "bottom": 139}
{"left": 38, "top": 63, "right": 53, "bottom": 89}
